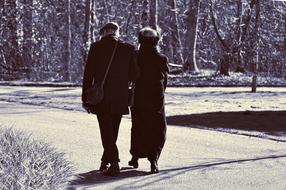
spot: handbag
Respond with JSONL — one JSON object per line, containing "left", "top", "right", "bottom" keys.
{"left": 85, "top": 40, "right": 118, "bottom": 106}
{"left": 86, "top": 81, "right": 104, "bottom": 106}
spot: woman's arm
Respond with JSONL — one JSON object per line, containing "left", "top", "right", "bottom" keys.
{"left": 162, "top": 56, "right": 169, "bottom": 91}
{"left": 128, "top": 49, "right": 140, "bottom": 83}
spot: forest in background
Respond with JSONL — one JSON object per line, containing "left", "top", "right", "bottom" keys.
{"left": 0, "top": 0, "right": 286, "bottom": 83}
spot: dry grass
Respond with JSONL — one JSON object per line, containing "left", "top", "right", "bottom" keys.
{"left": 168, "top": 70, "right": 286, "bottom": 87}
{"left": 0, "top": 127, "right": 73, "bottom": 189}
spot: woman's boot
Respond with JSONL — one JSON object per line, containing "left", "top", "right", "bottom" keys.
{"left": 128, "top": 156, "right": 139, "bottom": 168}
{"left": 150, "top": 160, "right": 159, "bottom": 174}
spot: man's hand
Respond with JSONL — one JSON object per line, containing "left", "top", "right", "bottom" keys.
{"left": 82, "top": 102, "right": 91, "bottom": 114}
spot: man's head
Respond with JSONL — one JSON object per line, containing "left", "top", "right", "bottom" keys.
{"left": 99, "top": 22, "right": 120, "bottom": 37}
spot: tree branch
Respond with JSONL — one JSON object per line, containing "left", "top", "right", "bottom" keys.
{"left": 209, "top": 0, "right": 230, "bottom": 52}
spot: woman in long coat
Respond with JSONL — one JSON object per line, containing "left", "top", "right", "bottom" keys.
{"left": 129, "top": 27, "right": 169, "bottom": 173}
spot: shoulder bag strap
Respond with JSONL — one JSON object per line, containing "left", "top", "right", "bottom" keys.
{"left": 102, "top": 40, "right": 119, "bottom": 85}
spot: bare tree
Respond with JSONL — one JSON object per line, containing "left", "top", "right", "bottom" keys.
{"left": 1, "top": 0, "right": 285, "bottom": 82}
{"left": 142, "top": 0, "right": 149, "bottom": 27}
{"left": 62, "top": 0, "right": 71, "bottom": 81}
{"left": 0, "top": 0, "right": 8, "bottom": 75}
{"left": 90, "top": 0, "right": 97, "bottom": 42}
{"left": 83, "top": 0, "right": 92, "bottom": 62}
{"left": 251, "top": 0, "right": 260, "bottom": 93}
{"left": 210, "top": 0, "right": 258, "bottom": 75}
{"left": 236, "top": 0, "right": 258, "bottom": 73}
{"left": 124, "top": 0, "right": 136, "bottom": 34}
{"left": 103, "top": 0, "right": 110, "bottom": 22}
{"left": 2, "top": 0, "right": 22, "bottom": 78}
{"left": 284, "top": 14, "right": 286, "bottom": 79}
{"left": 149, "top": 0, "right": 158, "bottom": 29}
{"left": 184, "top": 0, "right": 200, "bottom": 72}
{"left": 22, "top": 0, "right": 33, "bottom": 79}
{"left": 169, "top": 0, "right": 184, "bottom": 65}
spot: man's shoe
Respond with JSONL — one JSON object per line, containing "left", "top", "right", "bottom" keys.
{"left": 103, "top": 163, "right": 120, "bottom": 176}
{"left": 128, "top": 157, "right": 139, "bottom": 168}
{"left": 150, "top": 161, "right": 159, "bottom": 174}
{"left": 99, "top": 162, "right": 109, "bottom": 172}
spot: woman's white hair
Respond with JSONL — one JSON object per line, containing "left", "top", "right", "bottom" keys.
{"left": 138, "top": 26, "right": 162, "bottom": 51}
{"left": 139, "top": 27, "right": 159, "bottom": 38}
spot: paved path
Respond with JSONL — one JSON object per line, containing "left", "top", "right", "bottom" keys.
{"left": 1, "top": 101, "right": 286, "bottom": 190}
{"left": 1, "top": 86, "right": 286, "bottom": 117}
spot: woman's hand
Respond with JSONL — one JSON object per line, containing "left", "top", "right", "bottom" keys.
{"left": 82, "top": 102, "right": 91, "bottom": 114}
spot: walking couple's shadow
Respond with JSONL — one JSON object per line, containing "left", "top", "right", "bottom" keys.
{"left": 67, "top": 167, "right": 149, "bottom": 189}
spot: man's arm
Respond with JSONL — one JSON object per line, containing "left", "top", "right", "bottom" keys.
{"left": 82, "top": 43, "right": 96, "bottom": 102}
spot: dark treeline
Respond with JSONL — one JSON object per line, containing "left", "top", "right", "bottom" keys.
{"left": 0, "top": 0, "right": 285, "bottom": 82}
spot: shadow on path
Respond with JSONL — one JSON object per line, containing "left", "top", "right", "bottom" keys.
{"left": 66, "top": 154, "right": 286, "bottom": 189}
{"left": 113, "top": 154, "right": 286, "bottom": 190}
{"left": 160, "top": 154, "right": 286, "bottom": 173}
{"left": 66, "top": 167, "right": 149, "bottom": 189}
{"left": 167, "top": 111, "right": 286, "bottom": 137}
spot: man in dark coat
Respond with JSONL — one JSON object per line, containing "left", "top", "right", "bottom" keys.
{"left": 82, "top": 22, "right": 139, "bottom": 176}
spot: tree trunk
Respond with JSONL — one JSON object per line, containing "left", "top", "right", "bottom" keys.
{"left": 149, "top": 0, "right": 158, "bottom": 29}
{"left": 220, "top": 52, "right": 230, "bottom": 76}
{"left": 125, "top": 0, "right": 136, "bottom": 35}
{"left": 90, "top": 0, "right": 97, "bottom": 42}
{"left": 2, "top": 0, "right": 22, "bottom": 78}
{"left": 284, "top": 15, "right": 286, "bottom": 57}
{"left": 184, "top": 0, "right": 200, "bottom": 72}
{"left": 0, "top": 0, "right": 3, "bottom": 16}
{"left": 283, "top": 14, "right": 286, "bottom": 79}
{"left": 63, "top": 0, "right": 71, "bottom": 81}
{"left": 210, "top": 0, "right": 257, "bottom": 75}
{"left": 236, "top": 0, "right": 257, "bottom": 73}
{"left": 209, "top": 0, "right": 230, "bottom": 75}
{"left": 103, "top": 1, "right": 110, "bottom": 23}
{"left": 0, "top": 0, "right": 8, "bottom": 78}
{"left": 159, "top": 6, "right": 172, "bottom": 64}
{"left": 251, "top": 75, "right": 257, "bottom": 93}
{"left": 22, "top": 0, "right": 33, "bottom": 79}
{"left": 83, "top": 0, "right": 91, "bottom": 62}
{"left": 141, "top": 0, "right": 149, "bottom": 27}
{"left": 235, "top": 0, "right": 244, "bottom": 73}
{"left": 252, "top": 0, "right": 260, "bottom": 93}
{"left": 169, "top": 0, "right": 184, "bottom": 65}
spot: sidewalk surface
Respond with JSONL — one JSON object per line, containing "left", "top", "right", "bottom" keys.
{"left": 1, "top": 100, "right": 286, "bottom": 190}
{"left": 0, "top": 86, "right": 286, "bottom": 189}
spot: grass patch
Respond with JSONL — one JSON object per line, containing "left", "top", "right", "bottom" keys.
{"left": 168, "top": 71, "right": 286, "bottom": 87}
{"left": 0, "top": 127, "right": 73, "bottom": 189}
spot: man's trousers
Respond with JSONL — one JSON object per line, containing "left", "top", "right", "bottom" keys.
{"left": 96, "top": 113, "right": 122, "bottom": 163}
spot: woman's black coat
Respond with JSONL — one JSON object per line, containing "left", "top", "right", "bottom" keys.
{"left": 130, "top": 44, "right": 169, "bottom": 160}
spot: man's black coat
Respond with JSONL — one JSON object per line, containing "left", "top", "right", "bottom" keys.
{"left": 82, "top": 35, "right": 139, "bottom": 115}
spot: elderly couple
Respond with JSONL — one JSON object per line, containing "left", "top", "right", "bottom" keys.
{"left": 82, "top": 22, "right": 169, "bottom": 176}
